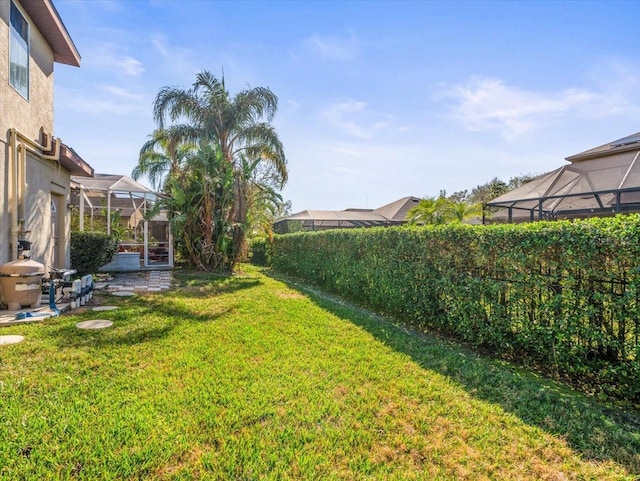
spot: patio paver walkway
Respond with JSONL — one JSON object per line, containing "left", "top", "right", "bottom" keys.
{"left": 0, "top": 270, "right": 173, "bottom": 326}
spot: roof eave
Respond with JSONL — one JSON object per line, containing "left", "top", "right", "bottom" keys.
{"left": 20, "top": 0, "right": 81, "bottom": 67}
{"left": 58, "top": 143, "right": 93, "bottom": 177}
{"left": 566, "top": 141, "right": 640, "bottom": 163}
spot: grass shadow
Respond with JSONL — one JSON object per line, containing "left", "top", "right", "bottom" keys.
{"left": 266, "top": 270, "right": 640, "bottom": 475}
{"left": 146, "top": 296, "right": 236, "bottom": 323}
{"left": 48, "top": 296, "right": 178, "bottom": 349}
{"left": 172, "top": 272, "right": 263, "bottom": 300}
{"left": 48, "top": 274, "right": 256, "bottom": 349}
{"left": 51, "top": 321, "right": 177, "bottom": 349}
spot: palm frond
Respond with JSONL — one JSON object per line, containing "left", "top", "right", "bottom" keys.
{"left": 230, "top": 123, "right": 287, "bottom": 187}
{"left": 233, "top": 86, "right": 278, "bottom": 124}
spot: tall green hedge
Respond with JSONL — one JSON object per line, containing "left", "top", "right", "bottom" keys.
{"left": 269, "top": 215, "right": 640, "bottom": 402}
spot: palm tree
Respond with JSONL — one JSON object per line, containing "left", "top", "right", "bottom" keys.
{"left": 447, "top": 201, "right": 484, "bottom": 223}
{"left": 241, "top": 156, "right": 286, "bottom": 239}
{"left": 166, "top": 143, "right": 236, "bottom": 271}
{"left": 406, "top": 196, "right": 450, "bottom": 225}
{"left": 132, "top": 127, "right": 194, "bottom": 191}
{"left": 147, "top": 70, "right": 287, "bottom": 270}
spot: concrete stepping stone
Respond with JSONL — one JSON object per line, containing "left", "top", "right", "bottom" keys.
{"left": 0, "top": 335, "right": 25, "bottom": 345}
{"left": 92, "top": 306, "right": 119, "bottom": 312}
{"left": 111, "top": 291, "right": 135, "bottom": 297}
{"left": 76, "top": 320, "right": 113, "bottom": 330}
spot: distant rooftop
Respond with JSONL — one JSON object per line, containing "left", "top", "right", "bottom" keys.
{"left": 565, "top": 131, "right": 640, "bottom": 163}
{"left": 273, "top": 196, "right": 420, "bottom": 234}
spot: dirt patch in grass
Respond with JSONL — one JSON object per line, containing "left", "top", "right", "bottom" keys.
{"left": 274, "top": 290, "right": 305, "bottom": 299}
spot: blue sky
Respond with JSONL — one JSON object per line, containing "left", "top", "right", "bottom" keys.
{"left": 52, "top": 0, "right": 640, "bottom": 212}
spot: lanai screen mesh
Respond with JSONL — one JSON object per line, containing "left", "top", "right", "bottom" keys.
{"left": 487, "top": 150, "right": 640, "bottom": 222}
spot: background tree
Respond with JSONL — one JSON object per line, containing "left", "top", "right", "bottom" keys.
{"left": 406, "top": 195, "right": 484, "bottom": 225}
{"left": 469, "top": 177, "right": 510, "bottom": 205}
{"left": 459, "top": 173, "right": 538, "bottom": 222}
{"left": 507, "top": 173, "right": 537, "bottom": 190}
{"left": 405, "top": 196, "right": 451, "bottom": 225}
{"left": 447, "top": 201, "right": 483, "bottom": 223}
{"left": 468, "top": 173, "right": 537, "bottom": 204}
{"left": 132, "top": 127, "right": 195, "bottom": 191}
{"left": 139, "top": 70, "right": 288, "bottom": 271}
{"left": 242, "top": 158, "right": 290, "bottom": 239}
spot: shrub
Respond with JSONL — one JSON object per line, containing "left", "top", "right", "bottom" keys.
{"left": 268, "top": 215, "right": 640, "bottom": 402}
{"left": 70, "top": 232, "right": 118, "bottom": 275}
{"left": 249, "top": 237, "right": 268, "bottom": 266}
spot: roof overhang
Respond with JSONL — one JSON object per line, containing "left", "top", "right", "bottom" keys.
{"left": 58, "top": 142, "right": 93, "bottom": 177}
{"left": 20, "top": 0, "right": 80, "bottom": 67}
{"left": 565, "top": 132, "right": 640, "bottom": 163}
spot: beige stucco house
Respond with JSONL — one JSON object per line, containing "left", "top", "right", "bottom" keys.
{"left": 1, "top": 0, "right": 92, "bottom": 272}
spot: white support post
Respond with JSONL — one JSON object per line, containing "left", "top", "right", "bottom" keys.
{"left": 79, "top": 186, "right": 85, "bottom": 231}
{"left": 107, "top": 189, "right": 111, "bottom": 235}
{"left": 143, "top": 219, "right": 149, "bottom": 268}
{"left": 169, "top": 228, "right": 174, "bottom": 267}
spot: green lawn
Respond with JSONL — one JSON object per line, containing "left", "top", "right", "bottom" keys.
{"left": 0, "top": 265, "right": 638, "bottom": 480}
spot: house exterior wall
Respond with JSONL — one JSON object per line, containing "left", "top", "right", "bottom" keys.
{"left": 0, "top": 1, "right": 55, "bottom": 135}
{"left": 0, "top": 0, "right": 70, "bottom": 270}
{"left": 24, "top": 152, "right": 71, "bottom": 268}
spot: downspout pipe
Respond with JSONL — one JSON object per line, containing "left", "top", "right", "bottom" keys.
{"left": 8, "top": 128, "right": 62, "bottom": 260}
{"left": 9, "top": 129, "right": 19, "bottom": 260}
{"left": 17, "top": 144, "right": 26, "bottom": 227}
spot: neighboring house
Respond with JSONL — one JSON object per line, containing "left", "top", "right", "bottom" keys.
{"left": 273, "top": 196, "right": 420, "bottom": 234}
{"left": 487, "top": 132, "right": 640, "bottom": 222}
{"left": 0, "top": 0, "right": 92, "bottom": 271}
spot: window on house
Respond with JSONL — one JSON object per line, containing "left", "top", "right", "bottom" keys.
{"left": 9, "top": 1, "right": 29, "bottom": 99}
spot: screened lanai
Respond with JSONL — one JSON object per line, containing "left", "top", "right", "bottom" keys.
{"left": 487, "top": 132, "right": 640, "bottom": 223}
{"left": 70, "top": 174, "right": 173, "bottom": 269}
{"left": 273, "top": 196, "right": 419, "bottom": 233}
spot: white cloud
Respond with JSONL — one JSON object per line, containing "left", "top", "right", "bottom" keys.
{"left": 99, "top": 84, "right": 145, "bottom": 101}
{"left": 439, "top": 63, "right": 640, "bottom": 140}
{"left": 85, "top": 44, "right": 144, "bottom": 76}
{"left": 150, "top": 33, "right": 197, "bottom": 78}
{"left": 63, "top": 97, "right": 142, "bottom": 116}
{"left": 438, "top": 77, "right": 597, "bottom": 139}
{"left": 321, "top": 100, "right": 392, "bottom": 139}
{"left": 120, "top": 56, "right": 144, "bottom": 76}
{"left": 301, "top": 32, "right": 360, "bottom": 61}
{"left": 58, "top": 85, "right": 147, "bottom": 116}
{"left": 588, "top": 60, "right": 640, "bottom": 116}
